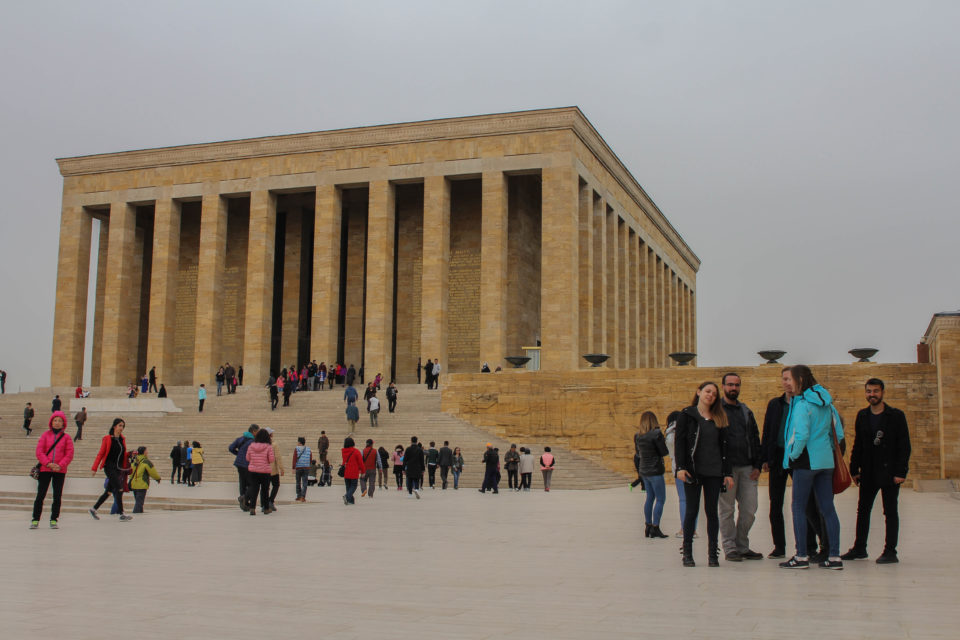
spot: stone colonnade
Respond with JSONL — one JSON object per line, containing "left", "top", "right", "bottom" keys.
{"left": 51, "top": 109, "right": 699, "bottom": 388}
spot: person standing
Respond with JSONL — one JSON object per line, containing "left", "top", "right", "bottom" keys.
{"left": 438, "top": 441, "right": 454, "bottom": 490}
{"left": 424, "top": 359, "right": 434, "bottom": 389}
{"left": 0, "top": 369, "right": 6, "bottom": 394}
{"left": 779, "top": 365, "right": 845, "bottom": 570}
{"left": 416, "top": 357, "right": 422, "bottom": 385}
{"left": 130, "top": 446, "right": 161, "bottom": 514}
{"left": 432, "top": 359, "right": 441, "bottom": 390}
{"left": 504, "top": 444, "right": 521, "bottom": 491}
{"left": 636, "top": 411, "right": 670, "bottom": 539}
{"left": 386, "top": 382, "right": 398, "bottom": 413}
{"left": 148, "top": 366, "right": 157, "bottom": 393}
{"left": 368, "top": 392, "right": 380, "bottom": 427}
{"left": 539, "top": 447, "right": 556, "bottom": 492}
{"left": 293, "top": 437, "right": 312, "bottom": 502}
{"left": 267, "top": 374, "right": 279, "bottom": 410}
{"left": 190, "top": 441, "right": 204, "bottom": 486}
{"left": 169, "top": 441, "right": 183, "bottom": 484}
{"left": 224, "top": 362, "right": 236, "bottom": 394}
{"left": 452, "top": 446, "right": 465, "bottom": 490}
{"left": 266, "top": 428, "right": 283, "bottom": 511}
{"left": 403, "top": 436, "right": 424, "bottom": 498}
{"left": 359, "top": 439, "right": 378, "bottom": 498}
{"left": 89, "top": 418, "right": 133, "bottom": 521}
{"left": 479, "top": 443, "right": 499, "bottom": 494}
{"left": 51, "top": 395, "right": 62, "bottom": 413}
{"left": 377, "top": 446, "right": 390, "bottom": 489}
{"left": 198, "top": 384, "right": 206, "bottom": 413}
{"left": 31, "top": 411, "right": 74, "bottom": 529}
{"left": 243, "top": 429, "right": 275, "bottom": 515}
{"left": 238, "top": 365, "right": 244, "bottom": 386}
{"left": 23, "top": 402, "right": 34, "bottom": 436}
{"left": 761, "top": 367, "right": 802, "bottom": 558}
{"left": 675, "top": 381, "right": 733, "bottom": 567}
{"left": 718, "top": 373, "right": 763, "bottom": 562}
{"left": 216, "top": 367, "right": 225, "bottom": 396}
{"left": 426, "top": 441, "right": 440, "bottom": 488}
{"left": 317, "top": 430, "right": 330, "bottom": 465}
{"left": 392, "top": 445, "right": 405, "bottom": 491}
{"left": 341, "top": 436, "right": 364, "bottom": 505}
{"left": 346, "top": 364, "right": 357, "bottom": 387}
{"left": 842, "top": 378, "right": 911, "bottom": 564}
{"left": 229, "top": 426, "right": 258, "bottom": 499}
{"left": 74, "top": 407, "right": 87, "bottom": 441}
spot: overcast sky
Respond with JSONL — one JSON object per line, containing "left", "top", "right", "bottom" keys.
{"left": 1, "top": 1, "right": 957, "bottom": 390}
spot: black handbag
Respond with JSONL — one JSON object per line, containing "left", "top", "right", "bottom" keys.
{"left": 337, "top": 464, "right": 346, "bottom": 478}
{"left": 31, "top": 432, "right": 65, "bottom": 480}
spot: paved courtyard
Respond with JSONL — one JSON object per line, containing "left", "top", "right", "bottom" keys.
{"left": 1, "top": 475, "right": 957, "bottom": 639}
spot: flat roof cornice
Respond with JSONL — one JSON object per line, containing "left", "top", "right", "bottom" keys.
{"left": 56, "top": 107, "right": 699, "bottom": 270}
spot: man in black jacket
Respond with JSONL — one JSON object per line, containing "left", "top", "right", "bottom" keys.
{"left": 403, "top": 436, "right": 424, "bottom": 498}
{"left": 719, "top": 373, "right": 763, "bottom": 561}
{"left": 842, "top": 378, "right": 911, "bottom": 564}
{"left": 438, "top": 441, "right": 454, "bottom": 489}
{"left": 479, "top": 444, "right": 499, "bottom": 494}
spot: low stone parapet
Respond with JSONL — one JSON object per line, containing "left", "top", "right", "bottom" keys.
{"left": 68, "top": 397, "right": 182, "bottom": 416}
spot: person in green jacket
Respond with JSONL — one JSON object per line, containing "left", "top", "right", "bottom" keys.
{"left": 130, "top": 446, "right": 161, "bottom": 513}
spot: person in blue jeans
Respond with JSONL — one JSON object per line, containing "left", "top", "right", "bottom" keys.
{"left": 636, "top": 411, "right": 670, "bottom": 539}
{"left": 293, "top": 437, "right": 312, "bottom": 502}
{"left": 780, "top": 364, "right": 846, "bottom": 570}
{"left": 666, "top": 411, "right": 697, "bottom": 539}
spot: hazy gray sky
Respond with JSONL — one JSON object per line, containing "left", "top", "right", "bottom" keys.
{"left": 2, "top": 1, "right": 957, "bottom": 390}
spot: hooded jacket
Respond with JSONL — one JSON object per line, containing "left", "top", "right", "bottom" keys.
{"left": 783, "top": 384, "right": 844, "bottom": 471}
{"left": 673, "top": 405, "right": 732, "bottom": 478}
{"left": 130, "top": 454, "right": 161, "bottom": 490}
{"left": 229, "top": 432, "right": 254, "bottom": 468}
{"left": 36, "top": 412, "right": 75, "bottom": 474}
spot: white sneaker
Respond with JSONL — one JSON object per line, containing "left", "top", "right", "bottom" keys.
{"left": 414, "top": 489, "right": 421, "bottom": 499}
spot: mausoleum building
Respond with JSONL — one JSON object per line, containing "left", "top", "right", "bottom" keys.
{"left": 51, "top": 107, "right": 698, "bottom": 387}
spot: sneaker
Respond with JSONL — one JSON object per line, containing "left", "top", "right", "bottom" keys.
{"left": 819, "top": 559, "right": 844, "bottom": 570}
{"left": 30, "top": 521, "right": 39, "bottom": 529}
{"left": 361, "top": 490, "right": 366, "bottom": 497}
{"left": 768, "top": 548, "right": 785, "bottom": 559}
{"left": 119, "top": 515, "right": 133, "bottom": 522}
{"left": 809, "top": 551, "right": 827, "bottom": 564}
{"left": 249, "top": 509, "right": 256, "bottom": 515}
{"left": 343, "top": 496, "right": 348, "bottom": 505}
{"left": 741, "top": 550, "right": 764, "bottom": 560}
{"left": 675, "top": 530, "right": 684, "bottom": 539}
{"left": 724, "top": 552, "right": 742, "bottom": 562}
{"left": 49, "top": 520, "right": 58, "bottom": 529}
{"left": 876, "top": 553, "right": 899, "bottom": 564}
{"left": 88, "top": 508, "right": 100, "bottom": 520}
{"left": 414, "top": 489, "right": 421, "bottom": 499}
{"left": 840, "top": 548, "right": 868, "bottom": 561}
{"left": 779, "top": 556, "right": 809, "bottom": 569}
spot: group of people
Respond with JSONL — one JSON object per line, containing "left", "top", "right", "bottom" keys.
{"left": 632, "top": 368, "right": 911, "bottom": 570}
{"left": 30, "top": 415, "right": 169, "bottom": 528}
{"left": 417, "top": 358, "right": 441, "bottom": 389}
{"left": 168, "top": 440, "right": 206, "bottom": 486}
{"left": 214, "top": 363, "right": 242, "bottom": 395}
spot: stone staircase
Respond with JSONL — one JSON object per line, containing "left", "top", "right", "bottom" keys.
{"left": 0, "top": 383, "right": 628, "bottom": 491}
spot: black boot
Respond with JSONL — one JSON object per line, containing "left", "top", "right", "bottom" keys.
{"left": 708, "top": 548, "right": 720, "bottom": 567}
{"left": 682, "top": 540, "right": 695, "bottom": 567}
{"left": 645, "top": 524, "right": 652, "bottom": 538}
{"left": 651, "top": 525, "right": 669, "bottom": 539}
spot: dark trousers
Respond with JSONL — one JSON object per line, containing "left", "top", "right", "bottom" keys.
{"left": 481, "top": 467, "right": 499, "bottom": 492}
{"left": 184, "top": 466, "right": 193, "bottom": 486}
{"left": 388, "top": 398, "right": 397, "bottom": 412}
{"left": 395, "top": 467, "right": 404, "bottom": 488}
{"left": 33, "top": 472, "right": 65, "bottom": 521}
{"left": 75, "top": 421, "right": 83, "bottom": 441}
{"left": 198, "top": 399, "right": 204, "bottom": 412}
{"left": 192, "top": 463, "right": 203, "bottom": 484}
{"left": 171, "top": 464, "right": 181, "bottom": 484}
{"left": 23, "top": 419, "right": 32, "bottom": 434}
{"left": 406, "top": 475, "right": 421, "bottom": 494}
{"left": 94, "top": 468, "right": 125, "bottom": 514}
{"left": 270, "top": 474, "right": 281, "bottom": 505}
{"left": 682, "top": 476, "right": 722, "bottom": 556}
{"left": 440, "top": 465, "right": 450, "bottom": 489}
{"left": 507, "top": 468, "right": 519, "bottom": 489}
{"left": 853, "top": 481, "right": 900, "bottom": 554}
{"left": 521, "top": 472, "right": 532, "bottom": 489}
{"left": 245, "top": 472, "right": 271, "bottom": 511}
{"left": 133, "top": 489, "right": 147, "bottom": 513}
{"left": 237, "top": 466, "right": 250, "bottom": 496}
{"left": 149, "top": 381, "right": 157, "bottom": 393}
{"left": 428, "top": 465, "right": 437, "bottom": 487}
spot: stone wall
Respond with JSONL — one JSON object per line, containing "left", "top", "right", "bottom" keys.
{"left": 221, "top": 199, "right": 249, "bottom": 368}
{"left": 442, "top": 362, "right": 943, "bottom": 480}
{"left": 394, "top": 184, "right": 423, "bottom": 383}
{"left": 448, "top": 180, "right": 481, "bottom": 373}
{"left": 506, "top": 175, "right": 541, "bottom": 356}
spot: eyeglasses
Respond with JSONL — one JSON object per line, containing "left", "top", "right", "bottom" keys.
{"left": 874, "top": 430, "right": 884, "bottom": 446}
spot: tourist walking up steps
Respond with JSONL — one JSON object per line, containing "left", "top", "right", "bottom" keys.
{"left": 636, "top": 411, "right": 669, "bottom": 539}
{"left": 89, "top": 418, "right": 133, "bottom": 522}
{"left": 392, "top": 445, "right": 405, "bottom": 490}
{"left": 539, "top": 447, "right": 555, "bottom": 491}
{"left": 74, "top": 407, "right": 87, "bottom": 441}
{"left": 293, "top": 437, "right": 311, "bottom": 502}
{"left": 31, "top": 411, "right": 74, "bottom": 529}
{"left": 675, "top": 382, "right": 733, "bottom": 568}
{"left": 341, "top": 437, "right": 364, "bottom": 505}
{"left": 23, "top": 402, "right": 34, "bottom": 436}
{"left": 403, "top": 436, "right": 424, "bottom": 498}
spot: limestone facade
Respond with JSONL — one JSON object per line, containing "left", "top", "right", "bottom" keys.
{"left": 52, "top": 108, "right": 699, "bottom": 387}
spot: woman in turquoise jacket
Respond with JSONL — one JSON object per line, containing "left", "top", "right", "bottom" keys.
{"left": 781, "top": 365, "right": 845, "bottom": 569}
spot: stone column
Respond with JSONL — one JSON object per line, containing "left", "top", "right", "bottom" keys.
{"left": 90, "top": 219, "right": 109, "bottom": 386}
{"left": 605, "top": 206, "right": 618, "bottom": 367}
{"left": 576, "top": 179, "right": 593, "bottom": 366}
{"left": 540, "top": 165, "right": 580, "bottom": 371}
{"left": 617, "top": 219, "right": 628, "bottom": 368}
{"left": 638, "top": 239, "right": 650, "bottom": 367}
{"left": 311, "top": 184, "right": 342, "bottom": 364}
{"left": 50, "top": 204, "right": 93, "bottom": 386}
{"left": 592, "top": 193, "right": 606, "bottom": 356}
{"left": 146, "top": 196, "right": 180, "bottom": 386}
{"left": 628, "top": 229, "right": 639, "bottom": 368}
{"left": 243, "top": 189, "right": 277, "bottom": 386}
{"left": 364, "top": 180, "right": 396, "bottom": 380}
{"left": 690, "top": 287, "right": 697, "bottom": 360}
{"left": 193, "top": 190, "right": 228, "bottom": 385}
{"left": 421, "top": 176, "right": 450, "bottom": 374}
{"left": 664, "top": 264, "right": 673, "bottom": 361}
{"left": 480, "top": 171, "right": 508, "bottom": 368}
{"left": 655, "top": 255, "right": 664, "bottom": 367}
{"left": 100, "top": 201, "right": 138, "bottom": 386}
{"left": 280, "top": 205, "right": 302, "bottom": 367}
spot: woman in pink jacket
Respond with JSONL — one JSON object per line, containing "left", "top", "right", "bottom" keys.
{"left": 32, "top": 411, "right": 75, "bottom": 529}
{"left": 244, "top": 429, "right": 275, "bottom": 515}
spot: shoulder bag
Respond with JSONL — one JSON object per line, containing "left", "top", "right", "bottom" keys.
{"left": 831, "top": 418, "right": 852, "bottom": 494}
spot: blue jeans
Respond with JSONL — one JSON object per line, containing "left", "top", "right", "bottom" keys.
{"left": 791, "top": 468, "right": 840, "bottom": 557}
{"left": 295, "top": 468, "right": 309, "bottom": 499}
{"left": 344, "top": 478, "right": 358, "bottom": 504}
{"left": 452, "top": 469, "right": 461, "bottom": 489}
{"left": 642, "top": 474, "right": 666, "bottom": 526}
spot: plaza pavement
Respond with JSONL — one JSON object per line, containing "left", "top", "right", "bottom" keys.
{"left": 1, "top": 474, "right": 958, "bottom": 639}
